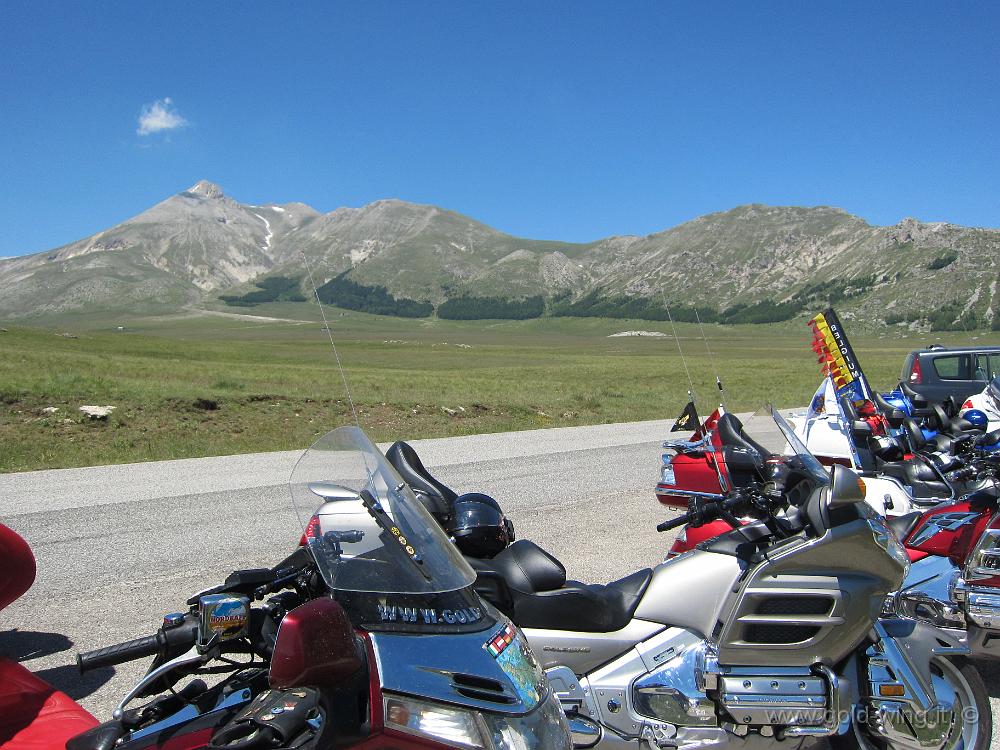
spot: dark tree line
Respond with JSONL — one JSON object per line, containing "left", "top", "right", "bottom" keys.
{"left": 437, "top": 295, "right": 544, "bottom": 320}
{"left": 219, "top": 276, "right": 306, "bottom": 307}
{"left": 315, "top": 272, "right": 433, "bottom": 318}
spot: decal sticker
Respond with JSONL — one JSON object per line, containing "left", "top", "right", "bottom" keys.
{"left": 199, "top": 594, "right": 249, "bottom": 642}
{"left": 377, "top": 603, "right": 483, "bottom": 625}
{"left": 494, "top": 630, "right": 543, "bottom": 708}
{"left": 484, "top": 623, "right": 516, "bottom": 657}
{"left": 910, "top": 512, "right": 981, "bottom": 547}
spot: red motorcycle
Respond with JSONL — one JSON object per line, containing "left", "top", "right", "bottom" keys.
{"left": 0, "top": 523, "right": 99, "bottom": 750}
{"left": 1, "top": 426, "right": 571, "bottom": 750}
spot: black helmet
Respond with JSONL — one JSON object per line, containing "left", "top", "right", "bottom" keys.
{"left": 448, "top": 493, "right": 515, "bottom": 558}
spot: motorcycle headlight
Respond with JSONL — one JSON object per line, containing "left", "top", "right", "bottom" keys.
{"left": 385, "top": 695, "right": 488, "bottom": 749}
{"left": 384, "top": 691, "right": 569, "bottom": 750}
{"left": 480, "top": 690, "right": 570, "bottom": 750}
{"left": 965, "top": 528, "right": 1000, "bottom": 582}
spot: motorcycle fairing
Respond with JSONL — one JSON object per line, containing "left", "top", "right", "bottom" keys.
{"left": 904, "top": 501, "right": 990, "bottom": 560}
{"left": 369, "top": 615, "right": 549, "bottom": 715}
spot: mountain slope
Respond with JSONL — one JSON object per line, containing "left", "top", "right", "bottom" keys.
{"left": 0, "top": 181, "right": 318, "bottom": 318}
{"left": 2, "top": 181, "right": 998, "bottom": 327}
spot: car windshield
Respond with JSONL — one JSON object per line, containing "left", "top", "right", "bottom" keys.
{"left": 289, "top": 426, "right": 476, "bottom": 594}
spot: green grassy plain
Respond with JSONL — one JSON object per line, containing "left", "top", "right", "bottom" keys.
{"left": 3, "top": 303, "right": 998, "bottom": 473}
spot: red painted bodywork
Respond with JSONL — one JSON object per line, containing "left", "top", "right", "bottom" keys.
{"left": 270, "top": 596, "right": 364, "bottom": 689}
{"left": 903, "top": 501, "right": 993, "bottom": 564}
{"left": 0, "top": 524, "right": 36, "bottom": 614}
{"left": 667, "top": 518, "right": 735, "bottom": 557}
{"left": 0, "top": 525, "right": 98, "bottom": 750}
{"left": 656, "top": 410, "right": 728, "bottom": 508}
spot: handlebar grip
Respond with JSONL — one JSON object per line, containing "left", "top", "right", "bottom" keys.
{"left": 657, "top": 515, "right": 692, "bottom": 533}
{"left": 77, "top": 634, "right": 161, "bottom": 673}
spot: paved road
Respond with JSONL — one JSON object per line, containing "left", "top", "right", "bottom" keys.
{"left": 1, "top": 417, "right": 998, "bottom": 746}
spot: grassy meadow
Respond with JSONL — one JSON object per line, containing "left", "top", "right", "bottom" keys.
{"left": 3, "top": 303, "right": 998, "bottom": 473}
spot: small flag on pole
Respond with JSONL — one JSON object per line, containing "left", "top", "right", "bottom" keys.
{"left": 671, "top": 401, "right": 700, "bottom": 433}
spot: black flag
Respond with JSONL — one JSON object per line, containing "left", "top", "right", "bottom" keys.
{"left": 671, "top": 401, "right": 700, "bottom": 432}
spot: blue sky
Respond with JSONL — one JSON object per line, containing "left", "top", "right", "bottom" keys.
{"left": 2, "top": 2, "right": 999, "bottom": 257}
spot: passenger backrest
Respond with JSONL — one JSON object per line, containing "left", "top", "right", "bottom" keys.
{"left": 385, "top": 441, "right": 457, "bottom": 522}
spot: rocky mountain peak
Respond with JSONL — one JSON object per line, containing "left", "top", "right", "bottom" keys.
{"left": 186, "top": 180, "right": 225, "bottom": 199}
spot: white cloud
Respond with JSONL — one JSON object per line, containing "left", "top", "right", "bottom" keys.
{"left": 137, "top": 97, "right": 188, "bottom": 136}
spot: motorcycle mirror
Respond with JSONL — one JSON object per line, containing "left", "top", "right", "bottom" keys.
{"left": 829, "top": 465, "right": 866, "bottom": 508}
{"left": 270, "top": 597, "right": 363, "bottom": 689}
{"left": 308, "top": 482, "right": 360, "bottom": 502}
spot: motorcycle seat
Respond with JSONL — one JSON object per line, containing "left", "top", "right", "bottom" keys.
{"left": 879, "top": 458, "right": 949, "bottom": 500}
{"left": 716, "top": 413, "right": 771, "bottom": 459}
{"left": 472, "top": 540, "right": 653, "bottom": 633}
{"left": 886, "top": 511, "right": 923, "bottom": 540}
{"left": 385, "top": 441, "right": 457, "bottom": 522}
{"left": 0, "top": 657, "right": 98, "bottom": 749}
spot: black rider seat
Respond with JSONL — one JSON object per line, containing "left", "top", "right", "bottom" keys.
{"left": 879, "top": 458, "right": 949, "bottom": 500}
{"left": 471, "top": 540, "right": 653, "bottom": 633}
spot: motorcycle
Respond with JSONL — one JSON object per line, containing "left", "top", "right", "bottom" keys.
{"left": 317, "top": 409, "right": 993, "bottom": 750}
{"left": 657, "top": 390, "right": 1000, "bottom": 527}
{"left": 890, "top": 463, "right": 1000, "bottom": 661}
{"left": 481, "top": 408, "right": 993, "bottom": 750}
{"left": 3, "top": 426, "right": 571, "bottom": 750}
{"left": 658, "top": 415, "right": 1000, "bottom": 666}
{"left": 0, "top": 522, "right": 99, "bottom": 748}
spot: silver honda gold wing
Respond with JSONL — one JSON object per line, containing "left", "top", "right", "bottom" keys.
{"left": 466, "top": 408, "right": 991, "bottom": 750}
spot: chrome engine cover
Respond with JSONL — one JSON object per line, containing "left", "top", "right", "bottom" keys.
{"left": 717, "top": 670, "right": 826, "bottom": 726}
{"left": 633, "top": 641, "right": 716, "bottom": 727}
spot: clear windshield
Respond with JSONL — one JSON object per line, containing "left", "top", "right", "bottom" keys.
{"left": 741, "top": 405, "right": 831, "bottom": 487}
{"left": 289, "top": 426, "right": 477, "bottom": 594}
{"left": 771, "top": 406, "right": 830, "bottom": 487}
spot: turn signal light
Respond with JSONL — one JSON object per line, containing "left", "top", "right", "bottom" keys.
{"left": 879, "top": 684, "right": 906, "bottom": 697}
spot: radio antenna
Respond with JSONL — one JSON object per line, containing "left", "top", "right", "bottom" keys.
{"left": 302, "top": 256, "right": 362, "bottom": 431}
{"left": 661, "top": 290, "right": 696, "bottom": 407}
{"left": 694, "top": 307, "right": 726, "bottom": 409}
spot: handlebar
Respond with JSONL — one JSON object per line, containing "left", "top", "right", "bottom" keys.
{"left": 657, "top": 489, "right": 761, "bottom": 534}
{"left": 77, "top": 634, "right": 161, "bottom": 673}
{"left": 657, "top": 514, "right": 695, "bottom": 533}
{"left": 77, "top": 614, "right": 198, "bottom": 673}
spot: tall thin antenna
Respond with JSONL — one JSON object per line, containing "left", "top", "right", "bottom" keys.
{"left": 694, "top": 308, "right": 726, "bottom": 408}
{"left": 302, "top": 255, "right": 362, "bottom": 430}
{"left": 661, "top": 290, "right": 696, "bottom": 405}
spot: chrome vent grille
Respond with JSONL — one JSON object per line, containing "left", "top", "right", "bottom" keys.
{"left": 451, "top": 673, "right": 515, "bottom": 704}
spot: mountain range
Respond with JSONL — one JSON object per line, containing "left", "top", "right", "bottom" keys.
{"left": 2, "top": 180, "right": 998, "bottom": 329}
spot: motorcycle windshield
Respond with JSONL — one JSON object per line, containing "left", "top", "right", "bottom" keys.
{"left": 771, "top": 406, "right": 830, "bottom": 487}
{"left": 289, "top": 426, "right": 476, "bottom": 594}
{"left": 742, "top": 405, "right": 831, "bottom": 487}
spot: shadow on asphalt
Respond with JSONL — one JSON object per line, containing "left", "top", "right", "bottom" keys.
{"left": 0, "top": 628, "right": 73, "bottom": 661}
{"left": 0, "top": 627, "right": 115, "bottom": 700}
{"left": 35, "top": 663, "right": 115, "bottom": 700}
